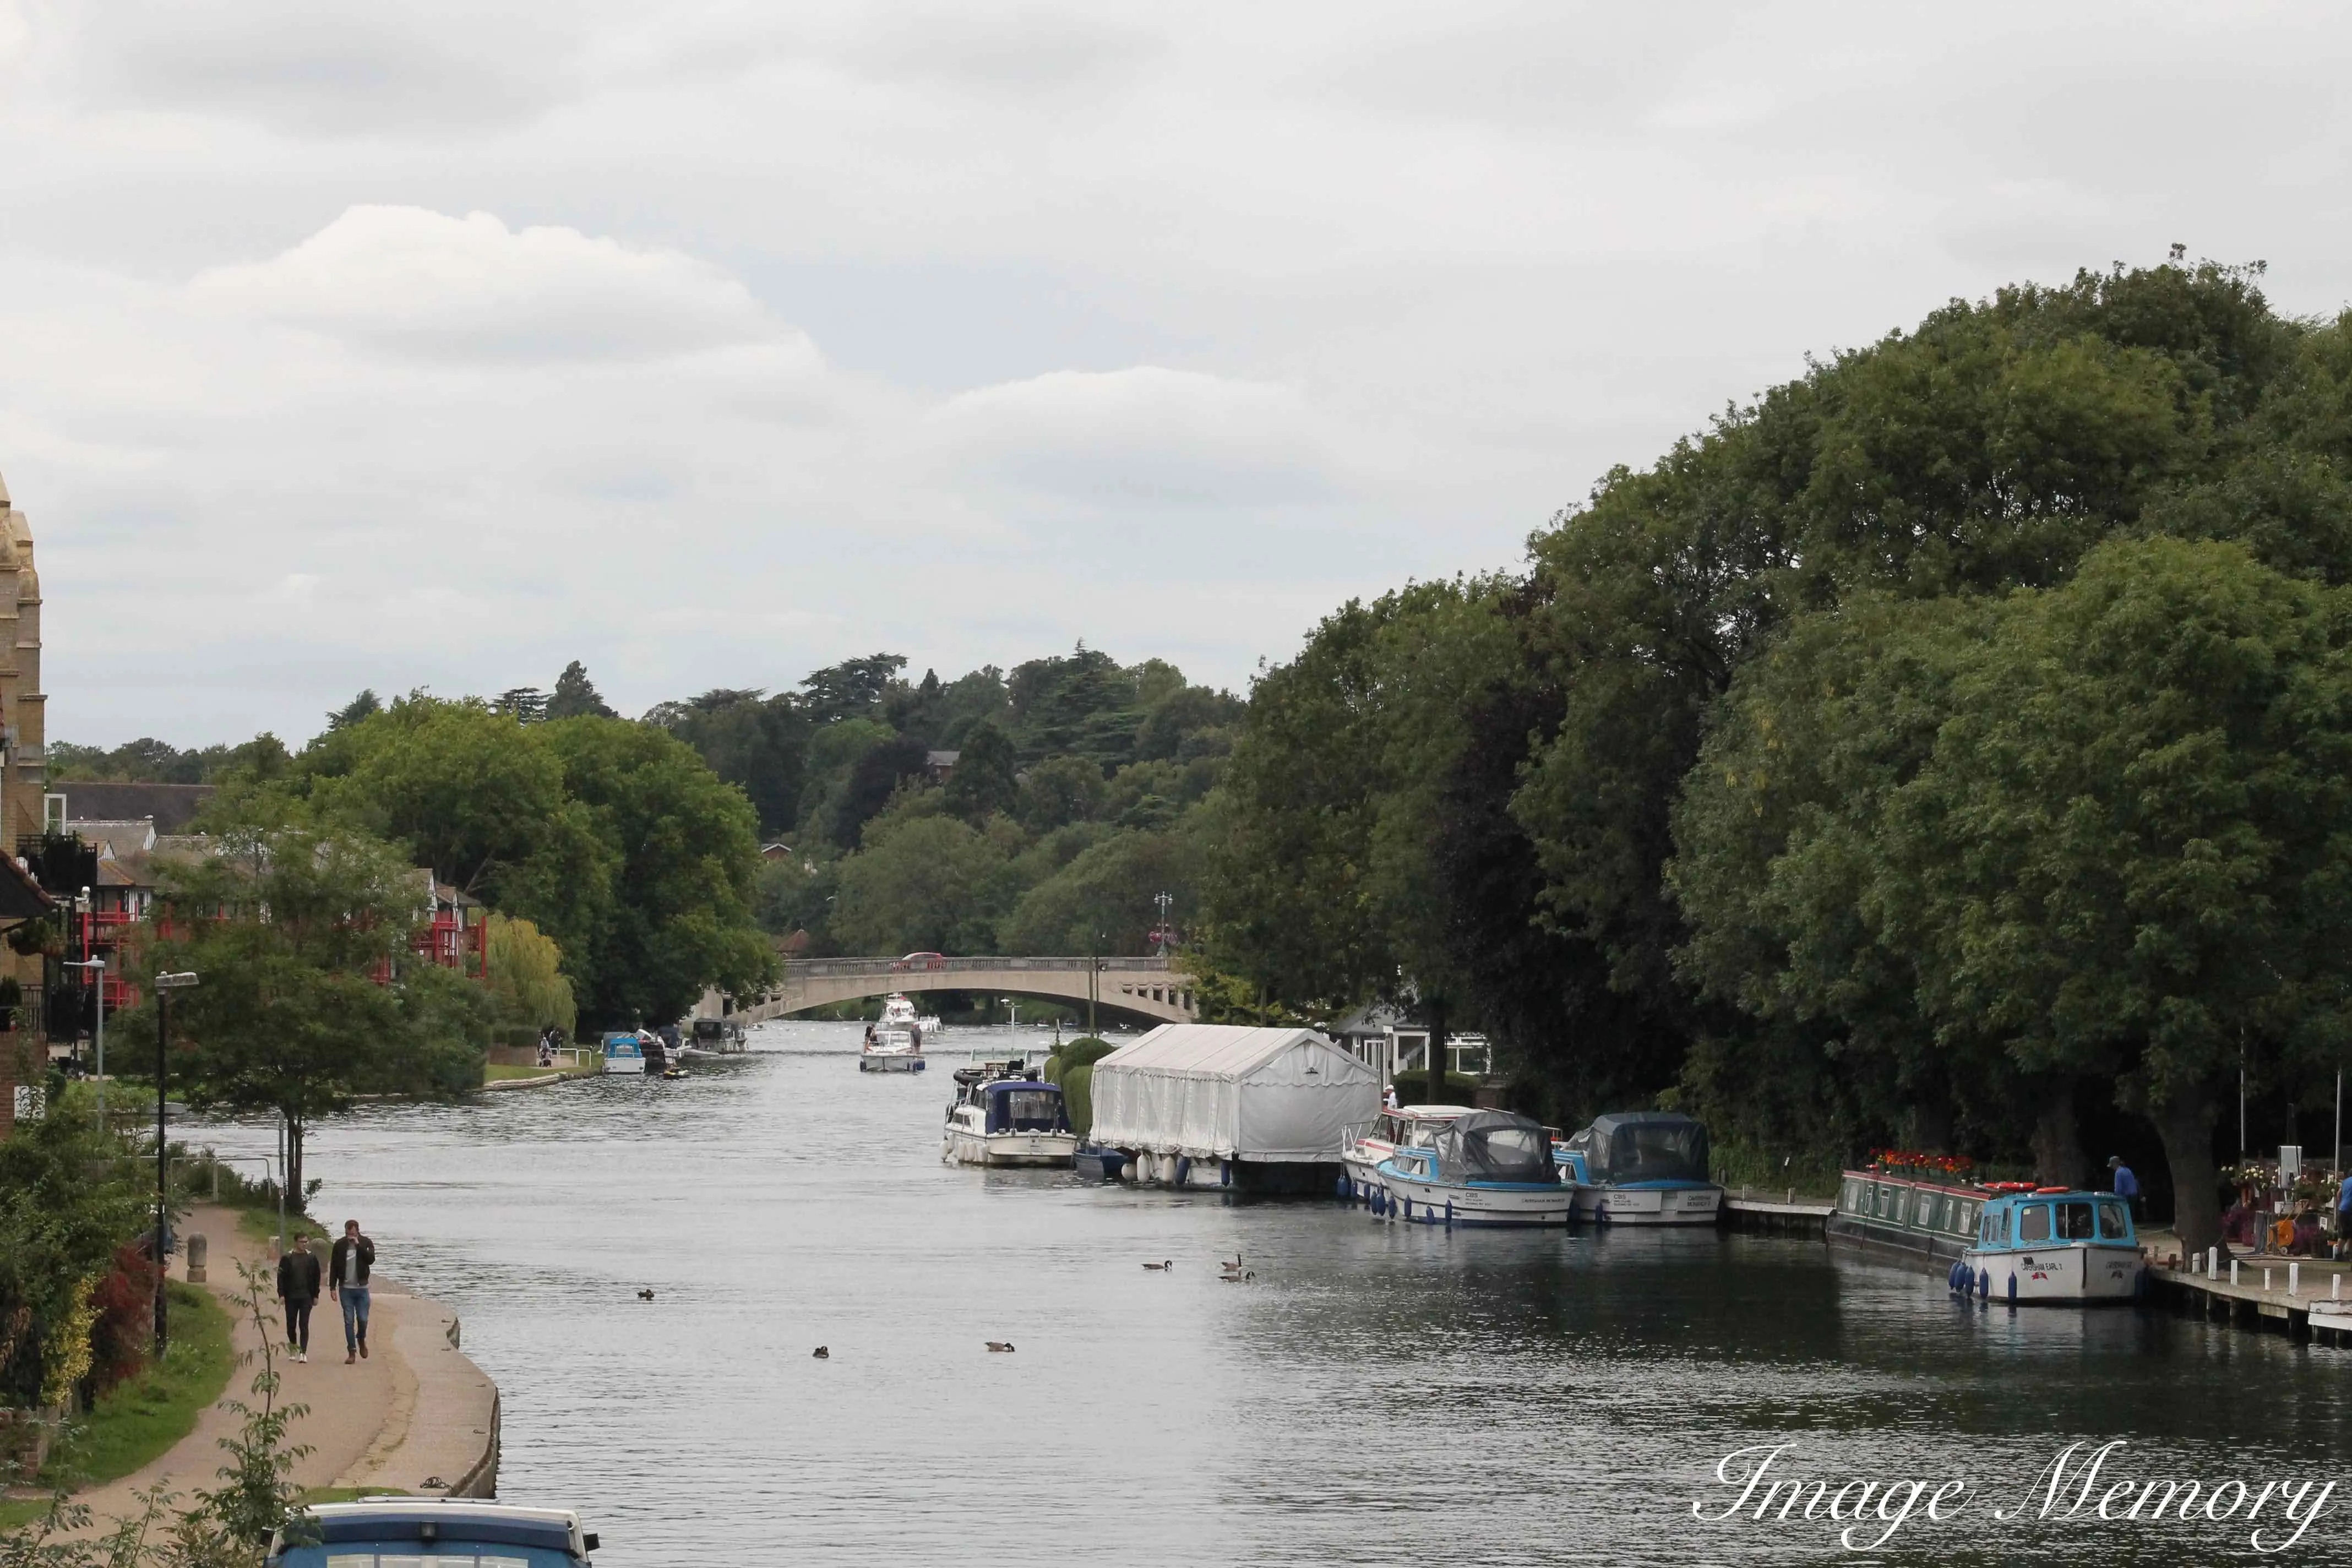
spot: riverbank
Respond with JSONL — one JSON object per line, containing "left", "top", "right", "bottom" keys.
{"left": 26, "top": 1203, "right": 499, "bottom": 1538}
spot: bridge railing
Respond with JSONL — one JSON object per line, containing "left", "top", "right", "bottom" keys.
{"left": 783, "top": 956, "right": 1177, "bottom": 980}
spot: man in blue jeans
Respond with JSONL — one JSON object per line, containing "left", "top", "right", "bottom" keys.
{"left": 329, "top": 1219, "right": 376, "bottom": 1365}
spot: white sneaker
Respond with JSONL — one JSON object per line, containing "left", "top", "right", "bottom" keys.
{"left": 295, "top": 1352, "right": 307, "bottom": 1363}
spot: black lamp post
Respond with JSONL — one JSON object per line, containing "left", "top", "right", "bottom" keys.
{"left": 151, "top": 970, "right": 199, "bottom": 1355}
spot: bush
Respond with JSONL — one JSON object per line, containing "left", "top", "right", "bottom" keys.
{"left": 1062, "top": 1063, "right": 1095, "bottom": 1140}
{"left": 85, "top": 1243, "right": 160, "bottom": 1397}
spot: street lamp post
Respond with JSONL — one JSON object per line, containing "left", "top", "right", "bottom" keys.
{"left": 151, "top": 970, "right": 199, "bottom": 1355}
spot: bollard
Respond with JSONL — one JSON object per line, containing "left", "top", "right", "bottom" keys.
{"left": 2209, "top": 1246, "right": 2219, "bottom": 1277}
{"left": 2291, "top": 1262, "right": 2301, "bottom": 1297}
{"left": 2265, "top": 1267, "right": 2274, "bottom": 1294}
{"left": 2336, "top": 1273, "right": 2343, "bottom": 1302}
{"left": 1785, "top": 1187, "right": 1795, "bottom": 1205}
{"left": 185, "top": 1233, "right": 208, "bottom": 1284}
{"left": 2231, "top": 1259, "right": 2241, "bottom": 1286}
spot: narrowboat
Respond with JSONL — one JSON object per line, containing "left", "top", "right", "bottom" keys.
{"left": 1339, "top": 1104, "right": 1473, "bottom": 1202}
{"left": 943, "top": 1064, "right": 1077, "bottom": 1167}
{"left": 1373, "top": 1110, "right": 1577, "bottom": 1226}
{"left": 1955, "top": 1189, "right": 2144, "bottom": 1305}
{"left": 1554, "top": 1112, "right": 1723, "bottom": 1225}
{"left": 1827, "top": 1169, "right": 1987, "bottom": 1266}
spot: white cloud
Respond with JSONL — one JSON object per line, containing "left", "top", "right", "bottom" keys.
{"left": 190, "top": 206, "right": 799, "bottom": 365}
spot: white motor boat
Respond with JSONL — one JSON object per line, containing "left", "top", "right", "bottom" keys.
{"left": 859, "top": 994, "right": 929, "bottom": 1072}
{"left": 943, "top": 1061, "right": 1077, "bottom": 1166}
{"left": 1373, "top": 1110, "right": 1576, "bottom": 1227}
{"left": 601, "top": 1033, "right": 647, "bottom": 1075}
{"left": 1555, "top": 1112, "right": 1724, "bottom": 1225}
{"left": 1955, "top": 1189, "right": 2143, "bottom": 1304}
{"left": 1341, "top": 1104, "right": 1474, "bottom": 1202}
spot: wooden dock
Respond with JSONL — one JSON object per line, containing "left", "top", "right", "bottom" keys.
{"left": 1723, "top": 1193, "right": 1834, "bottom": 1235}
{"left": 2147, "top": 1255, "right": 2352, "bottom": 1343}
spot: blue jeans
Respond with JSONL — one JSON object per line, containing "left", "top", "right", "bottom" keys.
{"left": 339, "top": 1286, "right": 371, "bottom": 1352}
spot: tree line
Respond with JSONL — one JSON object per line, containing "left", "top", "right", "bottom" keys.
{"left": 1194, "top": 258, "right": 2352, "bottom": 1253}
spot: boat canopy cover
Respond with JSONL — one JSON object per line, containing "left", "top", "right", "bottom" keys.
{"left": 1090, "top": 1025, "right": 1380, "bottom": 1162}
{"left": 1432, "top": 1111, "right": 1555, "bottom": 1184}
{"left": 983, "top": 1081, "right": 1069, "bottom": 1134}
{"left": 1583, "top": 1112, "right": 1710, "bottom": 1185}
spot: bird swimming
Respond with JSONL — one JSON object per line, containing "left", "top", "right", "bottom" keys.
{"left": 986, "top": 1341, "right": 1016, "bottom": 1353}
{"left": 636, "top": 1289, "right": 655, "bottom": 1300}
{"left": 1142, "top": 1260, "right": 1172, "bottom": 1270}
{"left": 812, "top": 1346, "right": 829, "bottom": 1359}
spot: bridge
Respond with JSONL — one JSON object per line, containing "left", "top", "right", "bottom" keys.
{"left": 707, "top": 956, "right": 1199, "bottom": 1026}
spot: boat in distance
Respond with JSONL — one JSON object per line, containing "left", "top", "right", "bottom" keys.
{"left": 860, "top": 993, "right": 929, "bottom": 1072}
{"left": 1373, "top": 1110, "right": 1577, "bottom": 1227}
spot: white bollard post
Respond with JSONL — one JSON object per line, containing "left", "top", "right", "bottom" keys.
{"left": 2291, "top": 1262, "right": 2301, "bottom": 1297}
{"left": 2264, "top": 1267, "right": 2273, "bottom": 1293}
{"left": 2231, "top": 1259, "right": 2241, "bottom": 1286}
{"left": 2335, "top": 1273, "right": 2343, "bottom": 1301}
{"left": 2209, "top": 1246, "right": 2220, "bottom": 1276}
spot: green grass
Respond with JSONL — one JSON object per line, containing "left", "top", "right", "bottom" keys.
{"left": 298, "top": 1487, "right": 410, "bottom": 1505}
{"left": 236, "top": 1208, "right": 330, "bottom": 1246}
{"left": 24, "top": 1282, "right": 237, "bottom": 1503}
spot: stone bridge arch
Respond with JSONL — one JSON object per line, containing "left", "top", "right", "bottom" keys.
{"left": 713, "top": 956, "right": 1197, "bottom": 1026}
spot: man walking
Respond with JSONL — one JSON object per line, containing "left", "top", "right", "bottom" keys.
{"left": 2108, "top": 1156, "right": 2141, "bottom": 1222}
{"left": 276, "top": 1233, "right": 322, "bottom": 1363}
{"left": 330, "top": 1219, "right": 376, "bottom": 1365}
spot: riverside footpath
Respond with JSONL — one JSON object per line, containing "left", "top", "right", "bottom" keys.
{"left": 66, "top": 1204, "right": 500, "bottom": 1531}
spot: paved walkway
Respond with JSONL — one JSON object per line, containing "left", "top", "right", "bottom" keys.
{"left": 57, "top": 1205, "right": 498, "bottom": 1534}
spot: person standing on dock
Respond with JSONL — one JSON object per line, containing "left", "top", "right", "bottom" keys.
{"left": 2335, "top": 1168, "right": 2352, "bottom": 1255}
{"left": 276, "top": 1233, "right": 321, "bottom": 1363}
{"left": 331, "top": 1219, "right": 376, "bottom": 1365}
{"left": 2108, "top": 1156, "right": 2140, "bottom": 1222}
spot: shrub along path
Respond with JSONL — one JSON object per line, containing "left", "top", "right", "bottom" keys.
{"left": 48, "top": 1204, "right": 498, "bottom": 1536}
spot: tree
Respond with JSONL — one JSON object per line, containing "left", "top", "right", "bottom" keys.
{"left": 138, "top": 825, "right": 493, "bottom": 1202}
{"left": 1877, "top": 538, "right": 2352, "bottom": 1253}
{"left": 800, "top": 653, "right": 906, "bottom": 725}
{"left": 543, "top": 716, "right": 775, "bottom": 1023}
{"left": 326, "top": 689, "right": 381, "bottom": 731}
{"left": 943, "top": 720, "right": 1019, "bottom": 821}
{"left": 0, "top": 1099, "right": 148, "bottom": 1408}
{"left": 1016, "top": 755, "right": 1106, "bottom": 833}
{"left": 485, "top": 912, "right": 578, "bottom": 1039}
{"left": 831, "top": 812, "right": 1018, "bottom": 955}
{"left": 493, "top": 687, "right": 548, "bottom": 722}
{"left": 999, "top": 824, "right": 1200, "bottom": 955}
{"left": 546, "top": 659, "right": 617, "bottom": 720}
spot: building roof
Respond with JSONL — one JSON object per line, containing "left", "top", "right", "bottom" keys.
{"left": 925, "top": 750, "right": 960, "bottom": 768}
{"left": 67, "top": 818, "right": 159, "bottom": 853}
{"left": 54, "top": 783, "right": 215, "bottom": 834}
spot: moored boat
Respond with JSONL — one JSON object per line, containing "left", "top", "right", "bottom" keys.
{"left": 943, "top": 1062, "right": 1077, "bottom": 1166}
{"left": 1954, "top": 1189, "right": 2144, "bottom": 1305}
{"left": 601, "top": 1032, "right": 648, "bottom": 1075}
{"left": 1827, "top": 1168, "right": 1987, "bottom": 1266}
{"left": 1340, "top": 1104, "right": 1473, "bottom": 1202}
{"left": 1555, "top": 1112, "right": 1723, "bottom": 1225}
{"left": 1374, "top": 1110, "right": 1576, "bottom": 1226}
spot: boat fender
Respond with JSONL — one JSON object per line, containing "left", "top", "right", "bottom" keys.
{"left": 1978, "top": 1267, "right": 1991, "bottom": 1299}
{"left": 1444, "top": 1199, "right": 1455, "bottom": 1229}
{"left": 1338, "top": 1173, "right": 1351, "bottom": 1200}
{"left": 2007, "top": 1272, "right": 2017, "bottom": 1306}
{"left": 1175, "top": 1156, "right": 1193, "bottom": 1188}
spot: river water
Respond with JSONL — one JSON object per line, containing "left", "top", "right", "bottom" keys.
{"left": 185, "top": 1023, "right": 2352, "bottom": 1566}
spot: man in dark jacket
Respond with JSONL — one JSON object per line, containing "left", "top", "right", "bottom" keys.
{"left": 276, "top": 1233, "right": 322, "bottom": 1363}
{"left": 329, "top": 1220, "right": 376, "bottom": 1365}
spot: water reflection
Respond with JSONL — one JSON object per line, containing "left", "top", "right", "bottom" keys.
{"left": 180, "top": 1022, "right": 2352, "bottom": 1566}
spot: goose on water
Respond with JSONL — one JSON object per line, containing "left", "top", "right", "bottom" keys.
{"left": 986, "top": 1341, "right": 1016, "bottom": 1353}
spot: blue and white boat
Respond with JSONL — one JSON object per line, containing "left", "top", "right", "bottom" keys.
{"left": 602, "top": 1031, "right": 647, "bottom": 1075}
{"left": 1554, "top": 1112, "right": 1723, "bottom": 1225}
{"left": 1373, "top": 1110, "right": 1576, "bottom": 1226}
{"left": 1953, "top": 1189, "right": 2143, "bottom": 1304}
{"left": 943, "top": 1063, "right": 1077, "bottom": 1167}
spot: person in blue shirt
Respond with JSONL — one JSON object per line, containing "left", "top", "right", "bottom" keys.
{"left": 2336, "top": 1171, "right": 2352, "bottom": 1258}
{"left": 2108, "top": 1156, "right": 2141, "bottom": 1221}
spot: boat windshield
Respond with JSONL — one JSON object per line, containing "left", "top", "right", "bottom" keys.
{"left": 986, "top": 1087, "right": 1068, "bottom": 1134}
{"left": 2056, "top": 1200, "right": 2098, "bottom": 1240}
{"left": 1593, "top": 1120, "right": 1709, "bottom": 1184}
{"left": 1435, "top": 1113, "right": 1556, "bottom": 1183}
{"left": 2097, "top": 1199, "right": 2131, "bottom": 1239}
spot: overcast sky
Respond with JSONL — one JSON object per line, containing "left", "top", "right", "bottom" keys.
{"left": 4, "top": 1, "right": 2350, "bottom": 746}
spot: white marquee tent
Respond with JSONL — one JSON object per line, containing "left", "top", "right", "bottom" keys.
{"left": 1089, "top": 1024, "right": 1381, "bottom": 1164}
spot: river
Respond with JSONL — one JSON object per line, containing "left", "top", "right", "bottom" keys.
{"left": 185, "top": 1022, "right": 2352, "bottom": 1566}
